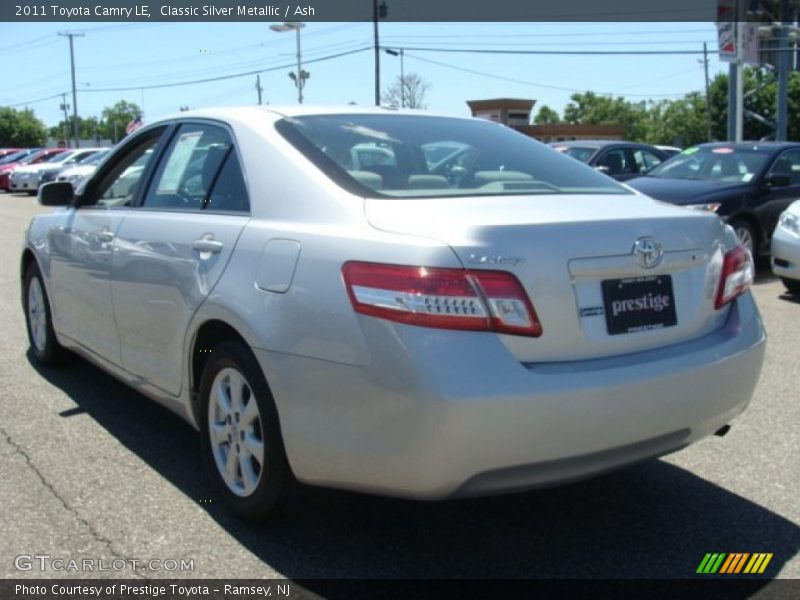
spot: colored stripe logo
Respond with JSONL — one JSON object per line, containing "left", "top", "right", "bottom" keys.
{"left": 697, "top": 553, "right": 773, "bottom": 574}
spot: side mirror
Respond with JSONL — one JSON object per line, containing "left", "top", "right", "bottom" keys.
{"left": 39, "top": 181, "right": 74, "bottom": 206}
{"left": 766, "top": 173, "right": 792, "bottom": 188}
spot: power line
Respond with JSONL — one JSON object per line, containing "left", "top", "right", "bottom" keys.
{"left": 393, "top": 46, "right": 715, "bottom": 56}
{"left": 404, "top": 52, "right": 688, "bottom": 98}
{"left": 80, "top": 47, "right": 371, "bottom": 93}
{"left": 4, "top": 92, "right": 66, "bottom": 108}
{"left": 381, "top": 28, "right": 714, "bottom": 40}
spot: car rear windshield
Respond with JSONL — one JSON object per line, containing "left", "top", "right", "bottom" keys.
{"left": 647, "top": 146, "right": 772, "bottom": 182}
{"left": 276, "top": 114, "right": 629, "bottom": 198}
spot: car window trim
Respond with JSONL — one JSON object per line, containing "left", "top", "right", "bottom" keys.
{"left": 135, "top": 118, "right": 250, "bottom": 215}
{"left": 75, "top": 123, "right": 175, "bottom": 210}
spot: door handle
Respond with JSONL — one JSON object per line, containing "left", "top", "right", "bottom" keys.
{"left": 192, "top": 239, "right": 224, "bottom": 254}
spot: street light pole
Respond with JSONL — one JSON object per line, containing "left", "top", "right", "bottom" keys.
{"left": 270, "top": 22, "right": 307, "bottom": 104}
{"left": 385, "top": 48, "right": 405, "bottom": 107}
{"left": 58, "top": 31, "right": 84, "bottom": 148}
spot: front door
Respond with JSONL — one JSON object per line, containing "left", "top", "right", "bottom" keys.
{"left": 47, "top": 129, "right": 167, "bottom": 363}
{"left": 111, "top": 122, "right": 250, "bottom": 396}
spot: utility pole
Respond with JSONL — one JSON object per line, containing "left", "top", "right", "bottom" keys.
{"left": 702, "top": 42, "right": 712, "bottom": 142}
{"left": 59, "top": 93, "right": 70, "bottom": 147}
{"left": 373, "top": 0, "right": 380, "bottom": 105}
{"left": 776, "top": 0, "right": 790, "bottom": 141}
{"left": 373, "top": 0, "right": 387, "bottom": 106}
{"left": 58, "top": 31, "right": 84, "bottom": 148}
{"left": 256, "top": 74, "right": 263, "bottom": 105}
{"left": 735, "top": 5, "right": 744, "bottom": 141}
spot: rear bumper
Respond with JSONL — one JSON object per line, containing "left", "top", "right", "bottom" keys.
{"left": 771, "top": 227, "right": 800, "bottom": 281}
{"left": 256, "top": 292, "right": 766, "bottom": 499}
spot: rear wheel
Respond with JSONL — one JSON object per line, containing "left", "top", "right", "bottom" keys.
{"left": 23, "top": 263, "right": 68, "bottom": 365}
{"left": 730, "top": 219, "right": 757, "bottom": 256}
{"left": 781, "top": 277, "right": 800, "bottom": 295}
{"left": 198, "top": 341, "right": 292, "bottom": 521}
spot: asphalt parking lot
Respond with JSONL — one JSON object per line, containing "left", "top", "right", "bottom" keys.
{"left": 0, "top": 191, "right": 797, "bottom": 585}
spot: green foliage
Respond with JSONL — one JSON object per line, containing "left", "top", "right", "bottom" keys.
{"left": 0, "top": 107, "right": 47, "bottom": 147}
{"left": 534, "top": 105, "right": 561, "bottom": 124}
{"left": 101, "top": 100, "right": 142, "bottom": 143}
{"left": 557, "top": 67, "right": 800, "bottom": 145}
{"left": 48, "top": 116, "right": 103, "bottom": 143}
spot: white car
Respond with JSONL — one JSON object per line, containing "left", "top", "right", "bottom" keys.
{"left": 771, "top": 199, "right": 800, "bottom": 294}
{"left": 9, "top": 148, "right": 103, "bottom": 194}
{"left": 23, "top": 106, "right": 766, "bottom": 520}
{"left": 54, "top": 149, "right": 112, "bottom": 190}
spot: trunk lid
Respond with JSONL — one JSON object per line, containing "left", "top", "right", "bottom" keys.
{"left": 365, "top": 193, "right": 730, "bottom": 362}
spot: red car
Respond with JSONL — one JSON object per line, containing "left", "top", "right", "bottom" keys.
{"left": 0, "top": 148, "right": 66, "bottom": 192}
{"left": 0, "top": 148, "right": 23, "bottom": 160}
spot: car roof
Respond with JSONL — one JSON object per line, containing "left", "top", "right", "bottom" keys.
{"left": 550, "top": 140, "right": 651, "bottom": 149}
{"left": 693, "top": 141, "right": 800, "bottom": 152}
{"left": 161, "top": 105, "right": 470, "bottom": 123}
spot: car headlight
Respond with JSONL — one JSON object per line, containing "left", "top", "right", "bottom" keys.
{"left": 778, "top": 211, "right": 800, "bottom": 237}
{"left": 683, "top": 203, "right": 722, "bottom": 213}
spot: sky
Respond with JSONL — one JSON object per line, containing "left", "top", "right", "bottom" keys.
{"left": 0, "top": 21, "right": 729, "bottom": 129}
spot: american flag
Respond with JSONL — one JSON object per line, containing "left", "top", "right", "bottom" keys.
{"left": 125, "top": 115, "right": 143, "bottom": 135}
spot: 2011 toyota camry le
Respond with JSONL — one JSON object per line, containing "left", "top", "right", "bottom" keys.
{"left": 21, "top": 106, "right": 766, "bottom": 520}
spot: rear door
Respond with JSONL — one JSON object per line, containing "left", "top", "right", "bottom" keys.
{"left": 111, "top": 121, "right": 250, "bottom": 396}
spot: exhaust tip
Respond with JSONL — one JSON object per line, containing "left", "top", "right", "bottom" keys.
{"left": 714, "top": 424, "right": 731, "bottom": 437}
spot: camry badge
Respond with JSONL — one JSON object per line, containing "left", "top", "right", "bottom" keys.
{"left": 632, "top": 236, "right": 663, "bottom": 269}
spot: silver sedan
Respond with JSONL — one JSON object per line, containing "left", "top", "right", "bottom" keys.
{"left": 21, "top": 106, "right": 766, "bottom": 520}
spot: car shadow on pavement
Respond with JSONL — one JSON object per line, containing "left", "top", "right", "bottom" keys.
{"left": 28, "top": 352, "right": 800, "bottom": 585}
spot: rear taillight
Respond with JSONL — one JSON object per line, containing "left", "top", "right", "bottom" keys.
{"left": 342, "top": 261, "right": 542, "bottom": 337}
{"left": 715, "top": 245, "right": 754, "bottom": 309}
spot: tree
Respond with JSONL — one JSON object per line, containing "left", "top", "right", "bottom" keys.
{"left": 534, "top": 105, "right": 561, "bottom": 124}
{"left": 0, "top": 107, "right": 47, "bottom": 147}
{"left": 101, "top": 100, "right": 142, "bottom": 143}
{"left": 381, "top": 73, "right": 430, "bottom": 109}
{"left": 642, "top": 94, "right": 709, "bottom": 147}
{"left": 48, "top": 116, "right": 103, "bottom": 143}
{"left": 708, "top": 67, "right": 800, "bottom": 141}
{"left": 562, "top": 91, "right": 649, "bottom": 140}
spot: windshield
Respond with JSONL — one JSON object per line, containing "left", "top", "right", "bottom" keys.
{"left": 647, "top": 147, "right": 772, "bottom": 182}
{"left": 0, "top": 150, "right": 28, "bottom": 165}
{"left": 78, "top": 150, "right": 109, "bottom": 165}
{"left": 277, "top": 114, "right": 629, "bottom": 198}
{"left": 552, "top": 146, "right": 597, "bottom": 163}
{"left": 42, "top": 151, "right": 68, "bottom": 163}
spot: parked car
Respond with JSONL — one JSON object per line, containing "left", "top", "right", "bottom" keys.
{"left": 23, "top": 107, "right": 765, "bottom": 520}
{"left": 655, "top": 145, "right": 682, "bottom": 157}
{"left": 550, "top": 140, "right": 669, "bottom": 181}
{"left": 0, "top": 148, "right": 23, "bottom": 160}
{"left": 0, "top": 148, "right": 57, "bottom": 191}
{"left": 627, "top": 142, "right": 800, "bottom": 256}
{"left": 771, "top": 199, "right": 800, "bottom": 294}
{"left": 51, "top": 149, "right": 111, "bottom": 190}
{"left": 10, "top": 148, "right": 102, "bottom": 195}
{"left": 0, "top": 149, "right": 39, "bottom": 166}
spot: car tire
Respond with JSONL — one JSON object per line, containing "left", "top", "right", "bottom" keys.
{"left": 729, "top": 219, "right": 757, "bottom": 256}
{"left": 23, "top": 263, "right": 68, "bottom": 365}
{"left": 781, "top": 277, "right": 800, "bottom": 296}
{"left": 198, "top": 340, "right": 292, "bottom": 521}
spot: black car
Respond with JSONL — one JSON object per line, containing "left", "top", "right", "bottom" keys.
{"left": 550, "top": 140, "right": 669, "bottom": 181}
{"left": 627, "top": 142, "right": 800, "bottom": 256}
